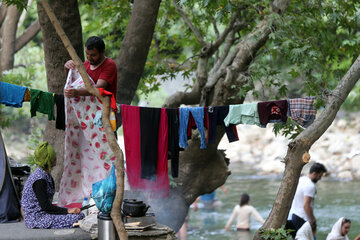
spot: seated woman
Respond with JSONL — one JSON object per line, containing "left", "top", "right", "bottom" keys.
{"left": 326, "top": 217, "right": 351, "bottom": 240}
{"left": 224, "top": 193, "right": 265, "bottom": 231}
{"left": 21, "top": 141, "right": 84, "bottom": 229}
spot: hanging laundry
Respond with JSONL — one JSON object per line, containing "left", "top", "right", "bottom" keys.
{"left": 58, "top": 69, "right": 115, "bottom": 206}
{"left": 257, "top": 100, "right": 288, "bottom": 127}
{"left": 179, "top": 107, "right": 207, "bottom": 149}
{"left": 140, "top": 107, "right": 161, "bottom": 180}
{"left": 186, "top": 107, "right": 209, "bottom": 140}
{"left": 23, "top": 88, "right": 31, "bottom": 102}
{"left": 166, "top": 108, "right": 180, "bottom": 178}
{"left": 0, "top": 82, "right": 27, "bottom": 108}
{"left": 97, "top": 88, "right": 118, "bottom": 113}
{"left": 288, "top": 97, "right": 316, "bottom": 128}
{"left": 93, "top": 111, "right": 103, "bottom": 128}
{"left": 207, "top": 106, "right": 239, "bottom": 144}
{"left": 54, "top": 94, "right": 65, "bottom": 131}
{"left": 30, "top": 89, "right": 55, "bottom": 120}
{"left": 223, "top": 103, "right": 260, "bottom": 127}
{"left": 121, "top": 104, "right": 169, "bottom": 196}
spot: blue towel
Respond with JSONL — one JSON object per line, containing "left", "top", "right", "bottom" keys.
{"left": 0, "top": 82, "right": 27, "bottom": 108}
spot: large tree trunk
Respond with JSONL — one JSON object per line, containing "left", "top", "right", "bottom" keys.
{"left": 0, "top": 5, "right": 20, "bottom": 72}
{"left": 37, "top": 0, "right": 83, "bottom": 190}
{"left": 158, "top": 0, "right": 291, "bottom": 232}
{"left": 115, "top": 0, "right": 162, "bottom": 105}
{"left": 254, "top": 54, "right": 360, "bottom": 239}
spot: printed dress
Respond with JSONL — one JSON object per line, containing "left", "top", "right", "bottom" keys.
{"left": 21, "top": 167, "right": 84, "bottom": 229}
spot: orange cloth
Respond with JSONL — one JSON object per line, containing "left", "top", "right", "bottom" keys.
{"left": 23, "top": 88, "right": 31, "bottom": 102}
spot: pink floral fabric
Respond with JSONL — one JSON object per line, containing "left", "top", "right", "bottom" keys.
{"left": 58, "top": 70, "right": 115, "bottom": 206}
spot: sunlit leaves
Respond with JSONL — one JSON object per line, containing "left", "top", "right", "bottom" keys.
{"left": 1, "top": 0, "right": 27, "bottom": 10}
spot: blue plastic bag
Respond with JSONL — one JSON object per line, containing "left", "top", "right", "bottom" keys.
{"left": 91, "top": 164, "right": 116, "bottom": 213}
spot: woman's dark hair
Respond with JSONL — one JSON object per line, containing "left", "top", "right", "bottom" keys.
{"left": 343, "top": 218, "right": 351, "bottom": 225}
{"left": 239, "top": 193, "right": 250, "bottom": 206}
{"left": 85, "top": 36, "right": 105, "bottom": 53}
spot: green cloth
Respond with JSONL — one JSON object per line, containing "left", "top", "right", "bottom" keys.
{"left": 30, "top": 89, "right": 55, "bottom": 120}
{"left": 224, "top": 103, "right": 261, "bottom": 127}
{"left": 34, "top": 141, "right": 56, "bottom": 172}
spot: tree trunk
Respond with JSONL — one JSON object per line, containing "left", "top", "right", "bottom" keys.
{"left": 157, "top": 0, "right": 291, "bottom": 232}
{"left": 253, "top": 54, "right": 360, "bottom": 239}
{"left": 37, "top": 0, "right": 83, "bottom": 190}
{"left": 115, "top": 0, "right": 161, "bottom": 105}
{"left": 0, "top": 5, "right": 20, "bottom": 72}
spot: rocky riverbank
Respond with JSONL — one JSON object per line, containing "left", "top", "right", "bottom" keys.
{"left": 219, "top": 111, "right": 360, "bottom": 180}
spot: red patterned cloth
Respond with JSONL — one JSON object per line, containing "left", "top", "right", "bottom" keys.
{"left": 58, "top": 70, "right": 115, "bottom": 206}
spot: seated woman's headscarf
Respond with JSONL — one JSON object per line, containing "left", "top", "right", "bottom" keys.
{"left": 326, "top": 217, "right": 350, "bottom": 240}
{"left": 295, "top": 222, "right": 314, "bottom": 240}
{"left": 34, "top": 141, "right": 56, "bottom": 173}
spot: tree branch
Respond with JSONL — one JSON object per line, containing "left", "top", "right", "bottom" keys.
{"left": 0, "top": 5, "right": 20, "bottom": 72}
{"left": 17, "top": 0, "right": 33, "bottom": 28}
{"left": 163, "top": 89, "right": 202, "bottom": 108}
{"left": 212, "top": 18, "right": 220, "bottom": 64}
{"left": 255, "top": 54, "right": 360, "bottom": 238}
{"left": 0, "top": 4, "right": 7, "bottom": 26}
{"left": 172, "top": 0, "right": 208, "bottom": 47}
{"left": 208, "top": 10, "right": 241, "bottom": 55}
{"left": 15, "top": 19, "right": 40, "bottom": 53}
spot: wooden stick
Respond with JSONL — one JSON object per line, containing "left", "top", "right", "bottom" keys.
{"left": 40, "top": 1, "right": 127, "bottom": 239}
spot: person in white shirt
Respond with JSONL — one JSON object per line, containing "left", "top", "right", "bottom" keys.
{"left": 224, "top": 193, "right": 264, "bottom": 231}
{"left": 287, "top": 162, "right": 327, "bottom": 237}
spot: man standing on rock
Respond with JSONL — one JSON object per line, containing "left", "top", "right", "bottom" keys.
{"left": 287, "top": 162, "right": 327, "bottom": 236}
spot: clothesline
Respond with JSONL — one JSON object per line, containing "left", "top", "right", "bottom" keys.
{"left": 0, "top": 81, "right": 317, "bottom": 130}
{"left": 0, "top": 80, "right": 317, "bottom": 198}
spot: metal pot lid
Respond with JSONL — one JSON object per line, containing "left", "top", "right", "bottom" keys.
{"left": 123, "top": 199, "right": 144, "bottom": 204}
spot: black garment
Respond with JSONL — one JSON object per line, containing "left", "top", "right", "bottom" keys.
{"left": 139, "top": 107, "right": 161, "bottom": 181}
{"left": 166, "top": 108, "right": 180, "bottom": 178}
{"left": 54, "top": 94, "right": 65, "bottom": 131}
{"left": 285, "top": 213, "right": 306, "bottom": 238}
{"left": 32, "top": 179, "right": 67, "bottom": 215}
{"left": 208, "top": 106, "right": 239, "bottom": 144}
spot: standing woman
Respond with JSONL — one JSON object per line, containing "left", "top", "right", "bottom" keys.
{"left": 326, "top": 217, "right": 351, "bottom": 240}
{"left": 224, "top": 193, "right": 265, "bottom": 231}
{"left": 21, "top": 142, "right": 84, "bottom": 229}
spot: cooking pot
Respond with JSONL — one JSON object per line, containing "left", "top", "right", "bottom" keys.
{"left": 122, "top": 199, "right": 150, "bottom": 217}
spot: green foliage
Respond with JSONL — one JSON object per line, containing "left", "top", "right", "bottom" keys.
{"left": 25, "top": 127, "right": 44, "bottom": 171}
{"left": 260, "top": 225, "right": 294, "bottom": 240}
{"left": 273, "top": 117, "right": 303, "bottom": 139}
{"left": 0, "top": 44, "right": 46, "bottom": 129}
{"left": 250, "top": 0, "right": 360, "bottom": 101}
{"left": 79, "top": 0, "right": 132, "bottom": 59}
{"left": 2, "top": 0, "right": 27, "bottom": 10}
{"left": 168, "top": 175, "right": 178, "bottom": 188}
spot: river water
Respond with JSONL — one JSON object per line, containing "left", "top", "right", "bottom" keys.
{"left": 186, "top": 162, "right": 360, "bottom": 240}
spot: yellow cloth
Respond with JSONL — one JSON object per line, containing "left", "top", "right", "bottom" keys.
{"left": 34, "top": 141, "right": 56, "bottom": 172}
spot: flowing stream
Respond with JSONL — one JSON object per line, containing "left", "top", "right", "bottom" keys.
{"left": 186, "top": 162, "right": 360, "bottom": 240}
